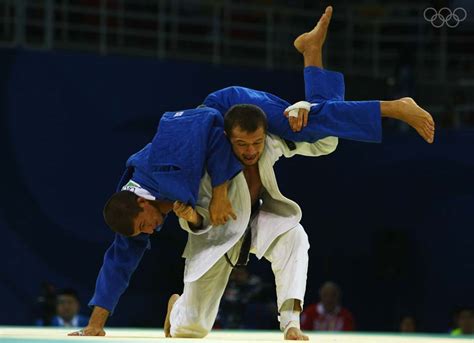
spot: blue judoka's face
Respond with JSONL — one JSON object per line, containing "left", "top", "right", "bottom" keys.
{"left": 228, "top": 126, "right": 266, "bottom": 166}
{"left": 131, "top": 198, "right": 171, "bottom": 236}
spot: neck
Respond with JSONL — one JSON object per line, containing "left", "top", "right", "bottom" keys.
{"left": 243, "top": 163, "right": 259, "bottom": 172}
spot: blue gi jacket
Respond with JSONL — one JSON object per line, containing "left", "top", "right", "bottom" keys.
{"left": 89, "top": 107, "right": 241, "bottom": 314}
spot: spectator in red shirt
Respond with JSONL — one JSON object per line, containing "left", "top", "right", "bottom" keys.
{"left": 301, "top": 281, "right": 355, "bottom": 331}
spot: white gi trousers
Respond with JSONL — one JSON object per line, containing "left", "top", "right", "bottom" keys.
{"left": 170, "top": 224, "right": 309, "bottom": 338}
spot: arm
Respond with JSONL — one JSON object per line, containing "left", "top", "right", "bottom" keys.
{"left": 209, "top": 181, "right": 236, "bottom": 226}
{"left": 269, "top": 133, "right": 338, "bottom": 159}
{"left": 68, "top": 306, "right": 108, "bottom": 336}
{"left": 177, "top": 174, "right": 217, "bottom": 235}
{"left": 205, "top": 111, "right": 240, "bottom": 225}
{"left": 180, "top": 181, "right": 236, "bottom": 229}
{"left": 173, "top": 201, "right": 204, "bottom": 232}
{"left": 70, "top": 233, "right": 150, "bottom": 336}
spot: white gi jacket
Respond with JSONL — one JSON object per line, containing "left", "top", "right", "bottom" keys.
{"left": 179, "top": 134, "right": 338, "bottom": 283}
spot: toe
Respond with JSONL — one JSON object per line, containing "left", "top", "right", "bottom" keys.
{"left": 427, "top": 118, "right": 435, "bottom": 128}
{"left": 424, "top": 128, "right": 434, "bottom": 143}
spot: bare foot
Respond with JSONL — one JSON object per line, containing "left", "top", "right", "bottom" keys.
{"left": 294, "top": 6, "right": 333, "bottom": 54}
{"left": 285, "top": 327, "right": 309, "bottom": 341}
{"left": 397, "top": 97, "right": 435, "bottom": 143}
{"left": 164, "top": 294, "right": 180, "bottom": 338}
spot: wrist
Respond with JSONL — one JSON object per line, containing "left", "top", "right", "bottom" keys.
{"left": 89, "top": 306, "right": 109, "bottom": 327}
{"left": 189, "top": 213, "right": 203, "bottom": 227}
{"left": 212, "top": 181, "right": 228, "bottom": 196}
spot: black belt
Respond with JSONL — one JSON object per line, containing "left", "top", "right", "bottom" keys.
{"left": 225, "top": 199, "right": 261, "bottom": 268}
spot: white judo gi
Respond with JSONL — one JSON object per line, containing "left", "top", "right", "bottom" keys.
{"left": 170, "top": 133, "right": 338, "bottom": 338}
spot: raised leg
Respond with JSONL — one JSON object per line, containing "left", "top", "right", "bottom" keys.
{"left": 294, "top": 5, "right": 333, "bottom": 68}
{"left": 381, "top": 98, "right": 435, "bottom": 143}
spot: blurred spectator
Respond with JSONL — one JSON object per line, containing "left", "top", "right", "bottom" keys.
{"left": 36, "top": 288, "right": 89, "bottom": 327}
{"left": 301, "top": 281, "right": 355, "bottom": 331}
{"left": 451, "top": 308, "right": 474, "bottom": 336}
{"left": 216, "top": 268, "right": 277, "bottom": 329}
{"left": 399, "top": 315, "right": 417, "bottom": 333}
{"left": 33, "top": 282, "right": 57, "bottom": 326}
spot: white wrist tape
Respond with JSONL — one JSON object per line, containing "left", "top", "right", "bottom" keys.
{"left": 285, "top": 101, "right": 312, "bottom": 118}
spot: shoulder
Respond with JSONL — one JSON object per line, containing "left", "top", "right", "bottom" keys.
{"left": 265, "top": 133, "right": 287, "bottom": 152}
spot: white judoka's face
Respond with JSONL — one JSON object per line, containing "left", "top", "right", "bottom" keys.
{"left": 229, "top": 126, "right": 266, "bottom": 166}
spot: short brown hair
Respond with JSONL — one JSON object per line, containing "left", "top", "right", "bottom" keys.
{"left": 103, "top": 191, "right": 142, "bottom": 236}
{"left": 224, "top": 104, "right": 267, "bottom": 136}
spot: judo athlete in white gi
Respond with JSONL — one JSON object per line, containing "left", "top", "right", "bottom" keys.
{"left": 166, "top": 6, "right": 434, "bottom": 341}
{"left": 168, "top": 112, "right": 334, "bottom": 341}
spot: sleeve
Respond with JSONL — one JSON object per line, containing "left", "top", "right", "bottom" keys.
{"left": 269, "top": 134, "right": 338, "bottom": 159}
{"left": 205, "top": 113, "right": 241, "bottom": 188}
{"left": 178, "top": 174, "right": 214, "bottom": 235}
{"left": 179, "top": 206, "right": 213, "bottom": 235}
{"left": 88, "top": 233, "right": 150, "bottom": 314}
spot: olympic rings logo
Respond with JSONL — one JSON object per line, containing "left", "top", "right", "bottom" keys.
{"left": 423, "top": 7, "right": 467, "bottom": 28}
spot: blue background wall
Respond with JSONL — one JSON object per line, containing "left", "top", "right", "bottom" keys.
{"left": 0, "top": 49, "right": 472, "bottom": 332}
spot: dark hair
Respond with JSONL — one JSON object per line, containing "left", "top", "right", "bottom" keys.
{"left": 56, "top": 288, "right": 80, "bottom": 302}
{"left": 224, "top": 104, "right": 267, "bottom": 136}
{"left": 103, "top": 191, "right": 142, "bottom": 237}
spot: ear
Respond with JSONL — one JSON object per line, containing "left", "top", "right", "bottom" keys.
{"left": 137, "top": 197, "right": 147, "bottom": 207}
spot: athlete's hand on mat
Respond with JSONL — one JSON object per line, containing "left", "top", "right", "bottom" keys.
{"left": 68, "top": 326, "right": 106, "bottom": 336}
{"left": 173, "top": 201, "right": 202, "bottom": 227}
{"left": 284, "top": 108, "right": 309, "bottom": 132}
{"left": 209, "top": 193, "right": 237, "bottom": 226}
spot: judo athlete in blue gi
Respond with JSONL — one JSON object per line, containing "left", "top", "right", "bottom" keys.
{"left": 68, "top": 106, "right": 243, "bottom": 337}
{"left": 70, "top": 6, "right": 434, "bottom": 339}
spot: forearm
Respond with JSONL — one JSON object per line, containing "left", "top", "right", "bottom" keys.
{"left": 88, "top": 234, "right": 149, "bottom": 315}
{"left": 88, "top": 306, "right": 109, "bottom": 328}
{"left": 212, "top": 181, "right": 229, "bottom": 200}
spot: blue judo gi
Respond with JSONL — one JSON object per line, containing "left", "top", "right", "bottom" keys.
{"left": 203, "top": 66, "right": 382, "bottom": 143}
{"left": 89, "top": 107, "right": 241, "bottom": 313}
{"left": 89, "top": 66, "right": 382, "bottom": 314}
